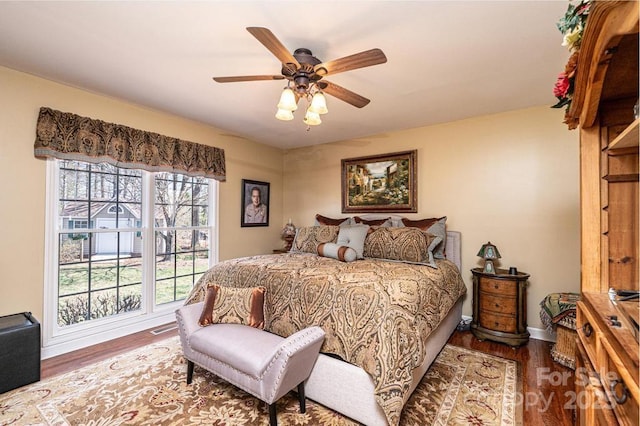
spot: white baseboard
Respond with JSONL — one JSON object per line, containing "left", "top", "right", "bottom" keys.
{"left": 461, "top": 315, "right": 556, "bottom": 342}
{"left": 528, "top": 326, "right": 556, "bottom": 342}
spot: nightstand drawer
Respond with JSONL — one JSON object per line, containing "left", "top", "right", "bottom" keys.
{"left": 480, "top": 293, "right": 516, "bottom": 315}
{"left": 479, "top": 278, "right": 517, "bottom": 296}
{"left": 479, "top": 312, "right": 517, "bottom": 333}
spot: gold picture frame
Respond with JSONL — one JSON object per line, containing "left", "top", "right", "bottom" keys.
{"left": 341, "top": 150, "right": 417, "bottom": 213}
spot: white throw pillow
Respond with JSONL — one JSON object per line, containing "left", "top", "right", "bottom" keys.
{"left": 336, "top": 224, "right": 369, "bottom": 259}
{"left": 317, "top": 243, "right": 357, "bottom": 262}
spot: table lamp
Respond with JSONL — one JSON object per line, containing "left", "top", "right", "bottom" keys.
{"left": 280, "top": 219, "right": 296, "bottom": 251}
{"left": 477, "top": 241, "right": 501, "bottom": 274}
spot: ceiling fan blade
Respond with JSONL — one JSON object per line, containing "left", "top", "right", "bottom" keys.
{"left": 319, "top": 81, "right": 370, "bottom": 108}
{"left": 246, "top": 27, "right": 300, "bottom": 69}
{"left": 314, "top": 48, "right": 387, "bottom": 76}
{"left": 213, "top": 75, "right": 285, "bottom": 83}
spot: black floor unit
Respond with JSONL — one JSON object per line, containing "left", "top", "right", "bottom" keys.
{"left": 0, "top": 312, "right": 41, "bottom": 394}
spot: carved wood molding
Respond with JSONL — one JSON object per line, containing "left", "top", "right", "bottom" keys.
{"left": 568, "top": 0, "right": 639, "bottom": 129}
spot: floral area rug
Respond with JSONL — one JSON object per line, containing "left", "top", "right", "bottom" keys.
{"left": 0, "top": 337, "right": 522, "bottom": 425}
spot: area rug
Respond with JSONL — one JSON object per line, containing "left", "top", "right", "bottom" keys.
{"left": 0, "top": 337, "right": 522, "bottom": 425}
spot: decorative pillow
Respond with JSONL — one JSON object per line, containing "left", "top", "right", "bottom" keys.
{"left": 291, "top": 225, "right": 340, "bottom": 253}
{"left": 315, "top": 214, "right": 352, "bottom": 226}
{"left": 401, "top": 216, "right": 447, "bottom": 259}
{"left": 198, "top": 285, "right": 266, "bottom": 329}
{"left": 317, "top": 242, "right": 357, "bottom": 262}
{"left": 353, "top": 216, "right": 392, "bottom": 227}
{"left": 363, "top": 227, "right": 441, "bottom": 268}
{"left": 336, "top": 224, "right": 369, "bottom": 259}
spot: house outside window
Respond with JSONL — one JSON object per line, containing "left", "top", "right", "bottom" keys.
{"left": 45, "top": 159, "right": 217, "bottom": 354}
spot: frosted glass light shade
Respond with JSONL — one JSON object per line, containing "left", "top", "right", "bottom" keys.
{"left": 308, "top": 92, "right": 328, "bottom": 114}
{"left": 277, "top": 88, "right": 298, "bottom": 111}
{"left": 303, "top": 109, "right": 322, "bottom": 126}
{"left": 275, "top": 108, "right": 294, "bottom": 121}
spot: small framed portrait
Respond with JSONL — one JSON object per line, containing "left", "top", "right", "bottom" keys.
{"left": 241, "top": 179, "right": 270, "bottom": 227}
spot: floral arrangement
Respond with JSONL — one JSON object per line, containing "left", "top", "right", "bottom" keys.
{"left": 551, "top": 0, "right": 592, "bottom": 129}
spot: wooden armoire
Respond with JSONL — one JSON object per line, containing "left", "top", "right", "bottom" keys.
{"left": 568, "top": 1, "right": 639, "bottom": 425}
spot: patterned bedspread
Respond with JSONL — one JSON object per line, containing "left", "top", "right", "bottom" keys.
{"left": 185, "top": 252, "right": 467, "bottom": 426}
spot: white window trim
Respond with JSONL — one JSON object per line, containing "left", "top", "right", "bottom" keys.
{"left": 42, "top": 159, "right": 219, "bottom": 359}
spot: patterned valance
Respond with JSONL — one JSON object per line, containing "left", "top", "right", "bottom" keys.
{"left": 34, "top": 107, "right": 226, "bottom": 181}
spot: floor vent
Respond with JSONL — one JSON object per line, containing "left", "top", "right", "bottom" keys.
{"left": 150, "top": 324, "right": 178, "bottom": 335}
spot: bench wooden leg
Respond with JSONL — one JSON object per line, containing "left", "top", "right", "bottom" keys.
{"left": 297, "top": 382, "right": 306, "bottom": 413}
{"left": 186, "top": 360, "right": 194, "bottom": 385}
{"left": 269, "top": 402, "right": 277, "bottom": 426}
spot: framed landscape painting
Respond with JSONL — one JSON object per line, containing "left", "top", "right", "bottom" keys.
{"left": 241, "top": 179, "right": 270, "bottom": 227}
{"left": 341, "top": 150, "right": 417, "bottom": 213}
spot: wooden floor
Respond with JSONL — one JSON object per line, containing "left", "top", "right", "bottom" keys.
{"left": 41, "top": 325, "right": 574, "bottom": 426}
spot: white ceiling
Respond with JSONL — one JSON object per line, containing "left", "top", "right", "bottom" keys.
{"left": 0, "top": 1, "right": 569, "bottom": 149}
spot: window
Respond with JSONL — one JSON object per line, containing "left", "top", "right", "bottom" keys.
{"left": 46, "top": 159, "right": 217, "bottom": 350}
{"left": 107, "top": 205, "right": 124, "bottom": 214}
{"left": 154, "top": 173, "right": 211, "bottom": 305}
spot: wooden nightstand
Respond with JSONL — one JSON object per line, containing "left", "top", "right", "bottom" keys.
{"left": 471, "top": 268, "right": 530, "bottom": 347}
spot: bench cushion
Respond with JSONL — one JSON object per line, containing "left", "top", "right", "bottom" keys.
{"left": 190, "top": 323, "right": 284, "bottom": 378}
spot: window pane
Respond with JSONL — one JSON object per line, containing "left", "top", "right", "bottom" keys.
{"left": 120, "top": 258, "right": 143, "bottom": 286}
{"left": 59, "top": 262, "right": 89, "bottom": 296}
{"left": 156, "top": 230, "right": 175, "bottom": 256}
{"left": 58, "top": 294, "right": 89, "bottom": 326}
{"left": 155, "top": 278, "right": 175, "bottom": 305}
{"left": 119, "top": 284, "right": 142, "bottom": 313}
{"left": 176, "top": 276, "right": 194, "bottom": 300}
{"left": 119, "top": 175, "right": 142, "bottom": 203}
{"left": 196, "top": 206, "right": 208, "bottom": 226}
{"left": 91, "top": 259, "right": 118, "bottom": 290}
{"left": 194, "top": 251, "right": 209, "bottom": 274}
{"left": 176, "top": 252, "right": 194, "bottom": 274}
{"left": 59, "top": 234, "right": 90, "bottom": 261}
{"left": 90, "top": 289, "right": 117, "bottom": 319}
{"left": 89, "top": 171, "right": 117, "bottom": 201}
{"left": 176, "top": 229, "right": 195, "bottom": 252}
{"left": 59, "top": 169, "right": 89, "bottom": 201}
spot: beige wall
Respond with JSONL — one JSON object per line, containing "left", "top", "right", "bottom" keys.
{"left": 283, "top": 106, "right": 581, "bottom": 330}
{"left": 0, "top": 65, "right": 284, "bottom": 320}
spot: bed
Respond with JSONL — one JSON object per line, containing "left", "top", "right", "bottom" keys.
{"left": 184, "top": 222, "right": 466, "bottom": 426}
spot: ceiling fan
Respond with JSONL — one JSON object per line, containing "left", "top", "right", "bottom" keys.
{"left": 213, "top": 27, "right": 387, "bottom": 124}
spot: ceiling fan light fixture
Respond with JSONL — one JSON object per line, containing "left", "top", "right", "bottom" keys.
{"left": 309, "top": 91, "right": 328, "bottom": 115}
{"left": 303, "top": 109, "right": 322, "bottom": 126}
{"left": 277, "top": 87, "right": 298, "bottom": 111}
{"left": 275, "top": 108, "right": 294, "bottom": 121}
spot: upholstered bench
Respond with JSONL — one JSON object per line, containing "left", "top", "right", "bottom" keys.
{"left": 176, "top": 302, "right": 325, "bottom": 426}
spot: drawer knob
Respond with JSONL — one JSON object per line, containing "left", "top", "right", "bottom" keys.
{"left": 494, "top": 322, "right": 499, "bottom": 327}
{"left": 494, "top": 284, "right": 499, "bottom": 289}
{"left": 495, "top": 303, "right": 500, "bottom": 308}
{"left": 610, "top": 379, "right": 629, "bottom": 404}
{"left": 582, "top": 322, "right": 593, "bottom": 338}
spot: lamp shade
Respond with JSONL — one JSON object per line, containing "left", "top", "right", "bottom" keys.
{"left": 303, "top": 109, "right": 322, "bottom": 126}
{"left": 477, "top": 241, "right": 501, "bottom": 259}
{"left": 275, "top": 108, "right": 294, "bottom": 121}
{"left": 281, "top": 219, "right": 296, "bottom": 251}
{"left": 277, "top": 87, "right": 298, "bottom": 111}
{"left": 308, "top": 92, "right": 328, "bottom": 115}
